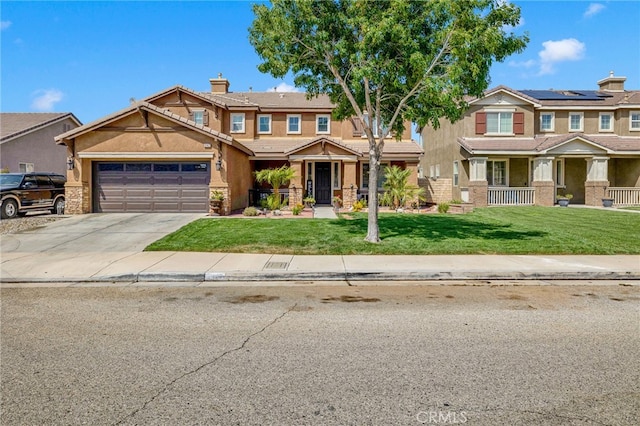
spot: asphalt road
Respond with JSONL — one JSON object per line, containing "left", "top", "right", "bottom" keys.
{"left": 1, "top": 284, "right": 639, "bottom": 425}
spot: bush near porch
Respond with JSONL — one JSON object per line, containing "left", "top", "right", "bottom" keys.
{"left": 146, "top": 207, "right": 640, "bottom": 255}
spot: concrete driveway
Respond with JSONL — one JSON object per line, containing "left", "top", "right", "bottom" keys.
{"left": 0, "top": 213, "right": 204, "bottom": 281}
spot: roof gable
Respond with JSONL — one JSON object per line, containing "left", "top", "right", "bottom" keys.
{"left": 285, "top": 137, "right": 362, "bottom": 156}
{"left": 1, "top": 113, "right": 81, "bottom": 143}
{"left": 470, "top": 86, "right": 541, "bottom": 107}
{"left": 143, "top": 85, "right": 227, "bottom": 108}
{"left": 542, "top": 135, "right": 611, "bottom": 154}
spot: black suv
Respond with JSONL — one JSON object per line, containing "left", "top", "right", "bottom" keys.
{"left": 0, "top": 173, "right": 66, "bottom": 219}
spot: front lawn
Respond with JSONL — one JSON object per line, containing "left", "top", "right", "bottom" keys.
{"left": 145, "top": 206, "right": 640, "bottom": 255}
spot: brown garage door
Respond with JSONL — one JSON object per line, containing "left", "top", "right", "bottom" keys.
{"left": 94, "top": 162, "right": 210, "bottom": 213}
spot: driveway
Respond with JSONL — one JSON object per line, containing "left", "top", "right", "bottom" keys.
{"left": 0, "top": 213, "right": 204, "bottom": 280}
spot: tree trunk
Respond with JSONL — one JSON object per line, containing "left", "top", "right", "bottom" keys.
{"left": 365, "top": 144, "right": 381, "bottom": 243}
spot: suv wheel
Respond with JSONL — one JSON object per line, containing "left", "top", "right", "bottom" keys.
{"left": 52, "top": 197, "right": 65, "bottom": 215}
{"left": 1, "top": 199, "right": 19, "bottom": 219}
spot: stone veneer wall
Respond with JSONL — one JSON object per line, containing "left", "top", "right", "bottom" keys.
{"left": 342, "top": 186, "right": 358, "bottom": 210}
{"left": 467, "top": 181, "right": 488, "bottom": 207}
{"left": 585, "top": 181, "right": 609, "bottom": 206}
{"left": 532, "top": 181, "right": 555, "bottom": 207}
{"left": 64, "top": 184, "right": 89, "bottom": 214}
{"left": 420, "top": 177, "right": 453, "bottom": 204}
{"left": 210, "top": 187, "right": 230, "bottom": 215}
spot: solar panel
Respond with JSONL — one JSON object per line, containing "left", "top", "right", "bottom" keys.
{"left": 520, "top": 90, "right": 611, "bottom": 101}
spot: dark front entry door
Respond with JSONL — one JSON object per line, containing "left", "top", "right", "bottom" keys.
{"left": 315, "top": 162, "right": 332, "bottom": 204}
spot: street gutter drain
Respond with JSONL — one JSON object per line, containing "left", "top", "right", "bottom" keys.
{"left": 264, "top": 262, "right": 289, "bottom": 270}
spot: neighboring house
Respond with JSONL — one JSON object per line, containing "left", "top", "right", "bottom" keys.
{"left": 55, "top": 75, "right": 422, "bottom": 214}
{"left": 0, "top": 113, "right": 82, "bottom": 175}
{"left": 421, "top": 72, "right": 640, "bottom": 207}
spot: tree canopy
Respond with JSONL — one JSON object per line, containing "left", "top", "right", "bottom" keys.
{"left": 249, "top": 0, "right": 528, "bottom": 242}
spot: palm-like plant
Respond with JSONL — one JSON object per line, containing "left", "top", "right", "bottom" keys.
{"left": 254, "top": 165, "right": 296, "bottom": 209}
{"left": 381, "top": 165, "right": 425, "bottom": 210}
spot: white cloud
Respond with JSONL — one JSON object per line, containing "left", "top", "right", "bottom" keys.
{"left": 1, "top": 20, "right": 12, "bottom": 30}
{"left": 267, "top": 82, "right": 301, "bottom": 93}
{"left": 584, "top": 3, "right": 605, "bottom": 18}
{"left": 508, "top": 59, "right": 536, "bottom": 69}
{"left": 538, "top": 38, "right": 586, "bottom": 75}
{"left": 31, "top": 89, "right": 64, "bottom": 111}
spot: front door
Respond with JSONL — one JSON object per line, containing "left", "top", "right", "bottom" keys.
{"left": 315, "top": 162, "right": 332, "bottom": 204}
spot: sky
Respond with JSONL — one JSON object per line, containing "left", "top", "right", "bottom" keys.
{"left": 2, "top": 0, "right": 639, "bottom": 126}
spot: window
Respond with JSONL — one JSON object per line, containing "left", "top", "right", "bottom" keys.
{"left": 631, "top": 111, "right": 640, "bottom": 131}
{"left": 540, "top": 112, "right": 554, "bottom": 132}
{"left": 287, "top": 114, "right": 301, "bottom": 134}
{"left": 486, "top": 112, "right": 513, "bottom": 134}
{"left": 487, "top": 160, "right": 507, "bottom": 186}
{"left": 19, "top": 163, "right": 34, "bottom": 173}
{"left": 257, "top": 114, "right": 271, "bottom": 134}
{"left": 362, "top": 163, "right": 388, "bottom": 189}
{"left": 316, "top": 114, "right": 330, "bottom": 134}
{"left": 569, "top": 112, "right": 583, "bottom": 132}
{"left": 453, "top": 161, "right": 459, "bottom": 186}
{"left": 193, "top": 111, "right": 204, "bottom": 125}
{"left": 230, "top": 113, "right": 245, "bottom": 133}
{"left": 362, "top": 113, "right": 388, "bottom": 138}
{"left": 599, "top": 113, "right": 613, "bottom": 132}
{"left": 333, "top": 162, "right": 340, "bottom": 189}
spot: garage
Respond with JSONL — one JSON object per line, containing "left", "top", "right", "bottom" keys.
{"left": 93, "top": 162, "right": 210, "bottom": 213}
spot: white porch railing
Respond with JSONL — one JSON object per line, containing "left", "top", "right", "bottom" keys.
{"left": 488, "top": 187, "right": 535, "bottom": 206}
{"left": 607, "top": 187, "right": 640, "bottom": 206}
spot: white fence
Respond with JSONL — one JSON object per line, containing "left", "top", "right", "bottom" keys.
{"left": 488, "top": 187, "right": 535, "bottom": 206}
{"left": 607, "top": 187, "right": 640, "bottom": 206}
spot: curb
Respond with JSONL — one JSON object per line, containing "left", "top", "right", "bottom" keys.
{"left": 2, "top": 270, "right": 639, "bottom": 284}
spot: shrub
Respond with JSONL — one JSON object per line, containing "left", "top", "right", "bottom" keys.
{"left": 352, "top": 199, "right": 366, "bottom": 212}
{"left": 437, "top": 202, "right": 450, "bottom": 213}
{"left": 243, "top": 207, "right": 260, "bottom": 216}
{"left": 292, "top": 203, "right": 304, "bottom": 215}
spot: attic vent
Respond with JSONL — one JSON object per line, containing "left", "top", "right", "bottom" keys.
{"left": 279, "top": 93, "right": 284, "bottom": 98}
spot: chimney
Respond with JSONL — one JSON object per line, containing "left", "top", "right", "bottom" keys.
{"left": 597, "top": 71, "right": 626, "bottom": 92}
{"left": 210, "top": 73, "right": 230, "bottom": 94}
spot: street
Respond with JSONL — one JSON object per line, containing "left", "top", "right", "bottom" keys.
{"left": 1, "top": 284, "right": 639, "bottom": 425}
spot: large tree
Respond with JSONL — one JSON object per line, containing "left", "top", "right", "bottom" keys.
{"left": 249, "top": 0, "right": 528, "bottom": 242}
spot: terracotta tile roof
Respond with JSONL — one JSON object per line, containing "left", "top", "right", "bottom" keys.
{"left": 285, "top": 137, "right": 363, "bottom": 155}
{"left": 1, "top": 112, "right": 81, "bottom": 142}
{"left": 204, "top": 91, "right": 334, "bottom": 111}
{"left": 459, "top": 134, "right": 640, "bottom": 154}
{"left": 143, "top": 85, "right": 227, "bottom": 108}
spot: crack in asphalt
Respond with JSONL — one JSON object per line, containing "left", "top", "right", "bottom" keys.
{"left": 113, "top": 303, "right": 298, "bottom": 425}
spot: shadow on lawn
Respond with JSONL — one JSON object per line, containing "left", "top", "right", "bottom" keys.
{"left": 330, "top": 214, "right": 547, "bottom": 242}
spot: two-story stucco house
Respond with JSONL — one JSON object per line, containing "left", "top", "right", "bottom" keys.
{"left": 55, "top": 75, "right": 422, "bottom": 215}
{"left": 1, "top": 113, "right": 82, "bottom": 175}
{"left": 421, "top": 72, "right": 640, "bottom": 207}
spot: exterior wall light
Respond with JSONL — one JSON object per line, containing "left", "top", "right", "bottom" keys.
{"left": 215, "top": 158, "right": 222, "bottom": 171}
{"left": 67, "top": 157, "right": 75, "bottom": 170}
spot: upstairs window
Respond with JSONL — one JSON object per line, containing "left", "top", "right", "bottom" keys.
{"left": 190, "top": 110, "right": 208, "bottom": 126}
{"left": 257, "top": 114, "right": 271, "bottom": 134}
{"left": 230, "top": 113, "right": 245, "bottom": 133}
{"left": 316, "top": 114, "right": 330, "bottom": 134}
{"left": 569, "top": 112, "right": 583, "bottom": 132}
{"left": 287, "top": 114, "right": 301, "bottom": 134}
{"left": 630, "top": 111, "right": 640, "bottom": 131}
{"left": 599, "top": 112, "right": 613, "bottom": 132}
{"left": 476, "top": 111, "right": 524, "bottom": 135}
{"left": 540, "top": 112, "right": 554, "bottom": 132}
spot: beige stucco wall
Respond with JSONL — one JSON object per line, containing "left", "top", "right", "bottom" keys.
{"left": 611, "top": 158, "right": 640, "bottom": 187}
{"left": 564, "top": 158, "right": 587, "bottom": 203}
{"left": 509, "top": 158, "right": 529, "bottom": 187}
{"left": 223, "top": 144, "right": 253, "bottom": 212}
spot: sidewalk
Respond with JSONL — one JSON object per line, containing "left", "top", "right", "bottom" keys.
{"left": 1, "top": 251, "right": 638, "bottom": 285}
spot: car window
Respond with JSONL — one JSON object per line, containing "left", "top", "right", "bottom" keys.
{"left": 23, "top": 176, "right": 37, "bottom": 188}
{"left": 0, "top": 174, "right": 23, "bottom": 186}
{"left": 36, "top": 175, "right": 53, "bottom": 187}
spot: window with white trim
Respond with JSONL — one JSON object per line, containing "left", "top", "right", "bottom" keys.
{"left": 362, "top": 113, "right": 388, "bottom": 138}
{"left": 486, "top": 112, "right": 513, "bottom": 134}
{"left": 487, "top": 160, "right": 507, "bottom": 186}
{"left": 599, "top": 112, "right": 613, "bottom": 132}
{"left": 257, "top": 114, "right": 271, "bottom": 134}
{"left": 453, "top": 161, "right": 459, "bottom": 186}
{"left": 555, "top": 159, "right": 564, "bottom": 187}
{"left": 19, "top": 163, "right": 34, "bottom": 173}
{"left": 333, "top": 162, "right": 340, "bottom": 189}
{"left": 230, "top": 113, "right": 245, "bottom": 133}
{"left": 193, "top": 110, "right": 205, "bottom": 125}
{"left": 569, "top": 112, "right": 583, "bottom": 132}
{"left": 540, "top": 112, "right": 554, "bottom": 132}
{"left": 316, "top": 114, "right": 330, "bottom": 134}
{"left": 287, "top": 114, "right": 301, "bottom": 134}
{"left": 630, "top": 111, "right": 640, "bottom": 131}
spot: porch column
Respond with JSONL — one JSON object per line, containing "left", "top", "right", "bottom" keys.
{"left": 210, "top": 154, "right": 230, "bottom": 215}
{"left": 585, "top": 157, "right": 609, "bottom": 206}
{"left": 65, "top": 157, "right": 90, "bottom": 214}
{"left": 406, "top": 161, "right": 420, "bottom": 207}
{"left": 342, "top": 160, "right": 358, "bottom": 210}
{"left": 532, "top": 156, "right": 555, "bottom": 207}
{"left": 468, "top": 157, "right": 488, "bottom": 207}
{"left": 289, "top": 160, "right": 304, "bottom": 209}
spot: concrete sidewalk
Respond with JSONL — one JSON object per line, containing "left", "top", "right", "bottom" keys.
{"left": 1, "top": 250, "right": 638, "bottom": 284}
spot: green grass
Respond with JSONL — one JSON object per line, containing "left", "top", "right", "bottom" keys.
{"left": 145, "top": 206, "right": 640, "bottom": 255}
